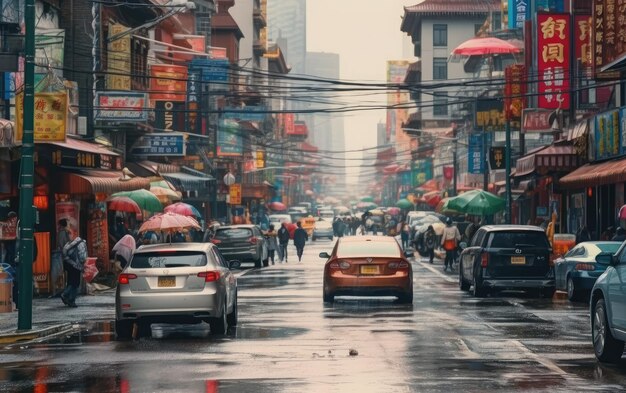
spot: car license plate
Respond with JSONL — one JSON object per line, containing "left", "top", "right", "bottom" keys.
{"left": 361, "top": 265, "right": 379, "bottom": 275}
{"left": 158, "top": 276, "right": 176, "bottom": 287}
{"left": 511, "top": 256, "right": 526, "bottom": 265}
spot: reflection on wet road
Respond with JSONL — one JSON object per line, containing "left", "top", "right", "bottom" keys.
{"left": 2, "top": 241, "right": 626, "bottom": 392}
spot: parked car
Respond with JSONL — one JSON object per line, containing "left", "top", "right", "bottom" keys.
{"left": 320, "top": 236, "right": 413, "bottom": 303}
{"left": 312, "top": 219, "right": 334, "bottom": 241}
{"left": 554, "top": 241, "right": 621, "bottom": 301}
{"left": 458, "top": 225, "right": 555, "bottom": 298}
{"left": 210, "top": 225, "right": 268, "bottom": 267}
{"left": 318, "top": 209, "right": 335, "bottom": 221}
{"left": 591, "top": 248, "right": 626, "bottom": 363}
{"left": 115, "top": 243, "right": 240, "bottom": 339}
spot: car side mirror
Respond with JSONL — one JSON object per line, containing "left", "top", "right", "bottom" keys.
{"left": 319, "top": 252, "right": 330, "bottom": 259}
{"left": 229, "top": 260, "right": 241, "bottom": 269}
{"left": 459, "top": 242, "right": 467, "bottom": 250}
{"left": 595, "top": 253, "right": 614, "bottom": 266}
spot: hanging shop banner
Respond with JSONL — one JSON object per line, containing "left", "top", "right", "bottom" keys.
{"left": 95, "top": 92, "right": 148, "bottom": 122}
{"left": 16, "top": 91, "right": 68, "bottom": 142}
{"left": 130, "top": 133, "right": 186, "bottom": 157}
{"left": 217, "top": 119, "right": 243, "bottom": 157}
{"left": 592, "top": 0, "right": 626, "bottom": 76}
{"left": 186, "top": 69, "right": 201, "bottom": 135}
{"left": 489, "top": 146, "right": 506, "bottom": 171}
{"left": 229, "top": 183, "right": 242, "bottom": 205}
{"left": 87, "top": 202, "right": 109, "bottom": 270}
{"left": 475, "top": 99, "right": 504, "bottom": 132}
{"left": 537, "top": 13, "right": 571, "bottom": 110}
{"left": 154, "top": 100, "right": 186, "bottom": 132}
{"left": 0, "top": 214, "right": 17, "bottom": 240}
{"left": 256, "top": 150, "right": 265, "bottom": 169}
{"left": 190, "top": 58, "right": 229, "bottom": 82}
{"left": 522, "top": 108, "right": 556, "bottom": 133}
{"left": 51, "top": 144, "right": 121, "bottom": 170}
{"left": 575, "top": 15, "right": 592, "bottom": 67}
{"left": 150, "top": 64, "right": 187, "bottom": 101}
{"left": 55, "top": 201, "right": 80, "bottom": 240}
{"left": 595, "top": 109, "right": 620, "bottom": 160}
{"left": 508, "top": 0, "right": 530, "bottom": 29}
{"left": 106, "top": 24, "right": 131, "bottom": 91}
{"left": 283, "top": 113, "right": 295, "bottom": 135}
{"left": 222, "top": 106, "right": 268, "bottom": 121}
{"left": 468, "top": 134, "right": 484, "bottom": 174}
{"left": 504, "top": 64, "right": 525, "bottom": 121}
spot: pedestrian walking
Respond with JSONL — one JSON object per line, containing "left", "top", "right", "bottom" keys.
{"left": 277, "top": 222, "right": 290, "bottom": 263}
{"left": 293, "top": 222, "right": 309, "bottom": 262}
{"left": 57, "top": 218, "right": 71, "bottom": 251}
{"left": 441, "top": 217, "right": 461, "bottom": 272}
{"left": 61, "top": 235, "right": 87, "bottom": 307}
{"left": 424, "top": 225, "right": 437, "bottom": 264}
{"left": 400, "top": 221, "right": 410, "bottom": 251}
{"left": 112, "top": 234, "right": 136, "bottom": 271}
{"left": 265, "top": 224, "right": 278, "bottom": 265}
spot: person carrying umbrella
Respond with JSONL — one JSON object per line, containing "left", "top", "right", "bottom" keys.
{"left": 441, "top": 217, "right": 461, "bottom": 272}
{"left": 112, "top": 234, "right": 136, "bottom": 271}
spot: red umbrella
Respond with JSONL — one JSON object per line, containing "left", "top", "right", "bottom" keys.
{"left": 452, "top": 37, "right": 522, "bottom": 56}
{"left": 619, "top": 205, "right": 626, "bottom": 220}
{"left": 423, "top": 191, "right": 443, "bottom": 207}
{"left": 108, "top": 196, "right": 143, "bottom": 220}
{"left": 268, "top": 201, "right": 287, "bottom": 211}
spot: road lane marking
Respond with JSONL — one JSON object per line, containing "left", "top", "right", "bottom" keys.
{"left": 414, "top": 258, "right": 456, "bottom": 283}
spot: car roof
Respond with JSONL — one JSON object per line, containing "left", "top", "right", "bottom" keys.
{"left": 339, "top": 235, "right": 396, "bottom": 243}
{"left": 218, "top": 224, "right": 257, "bottom": 229}
{"left": 480, "top": 225, "right": 546, "bottom": 232}
{"left": 135, "top": 242, "right": 215, "bottom": 254}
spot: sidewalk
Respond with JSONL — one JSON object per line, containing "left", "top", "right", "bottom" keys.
{"left": 0, "top": 289, "right": 115, "bottom": 343}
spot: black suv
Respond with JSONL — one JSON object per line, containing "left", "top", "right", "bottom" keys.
{"left": 458, "top": 225, "right": 555, "bottom": 297}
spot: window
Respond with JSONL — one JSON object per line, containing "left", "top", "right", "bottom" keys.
{"left": 130, "top": 251, "right": 208, "bottom": 269}
{"left": 433, "top": 58, "right": 447, "bottom": 80}
{"left": 338, "top": 240, "right": 401, "bottom": 258}
{"left": 433, "top": 24, "right": 447, "bottom": 46}
{"left": 473, "top": 229, "right": 486, "bottom": 247}
{"left": 433, "top": 92, "right": 448, "bottom": 116}
{"left": 487, "top": 231, "right": 551, "bottom": 249}
{"left": 493, "top": 12, "right": 502, "bottom": 31}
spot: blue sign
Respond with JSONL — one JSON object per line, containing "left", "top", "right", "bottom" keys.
{"left": 222, "top": 106, "right": 268, "bottom": 122}
{"left": 468, "top": 134, "right": 485, "bottom": 174}
{"left": 190, "top": 59, "right": 230, "bottom": 82}
{"left": 508, "top": 0, "right": 529, "bottom": 29}
{"left": 217, "top": 119, "right": 243, "bottom": 156}
{"left": 131, "top": 133, "right": 186, "bottom": 156}
{"left": 595, "top": 109, "right": 620, "bottom": 160}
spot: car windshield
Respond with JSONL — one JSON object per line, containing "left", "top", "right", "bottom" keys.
{"left": 338, "top": 240, "right": 400, "bottom": 258}
{"left": 130, "top": 251, "right": 207, "bottom": 268}
{"left": 488, "top": 231, "right": 551, "bottom": 248}
{"left": 215, "top": 228, "right": 253, "bottom": 240}
{"left": 597, "top": 242, "right": 621, "bottom": 254}
{"left": 315, "top": 221, "right": 332, "bottom": 228}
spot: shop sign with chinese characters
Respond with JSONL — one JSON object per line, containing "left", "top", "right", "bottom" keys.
{"left": 575, "top": 15, "right": 592, "bottom": 68}
{"left": 16, "top": 91, "right": 68, "bottom": 142}
{"left": 489, "top": 147, "right": 506, "bottom": 170}
{"left": 150, "top": 64, "right": 187, "bottom": 101}
{"left": 537, "top": 13, "right": 570, "bottom": 110}
{"left": 504, "top": 64, "right": 525, "bottom": 121}
{"left": 131, "top": 133, "right": 186, "bottom": 157}
{"left": 475, "top": 99, "right": 504, "bottom": 132}
{"left": 107, "top": 24, "right": 131, "bottom": 91}
{"left": 592, "top": 0, "right": 626, "bottom": 77}
{"left": 229, "top": 184, "right": 242, "bottom": 205}
{"left": 95, "top": 92, "right": 148, "bottom": 122}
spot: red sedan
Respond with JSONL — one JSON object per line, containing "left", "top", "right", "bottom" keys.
{"left": 320, "top": 236, "right": 413, "bottom": 303}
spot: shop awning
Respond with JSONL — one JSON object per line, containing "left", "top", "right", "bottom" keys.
{"left": 559, "top": 157, "right": 626, "bottom": 189}
{"left": 60, "top": 170, "right": 151, "bottom": 195}
{"left": 162, "top": 170, "right": 214, "bottom": 192}
{"left": 515, "top": 143, "right": 582, "bottom": 177}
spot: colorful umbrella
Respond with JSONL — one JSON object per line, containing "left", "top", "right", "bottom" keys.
{"left": 620, "top": 205, "right": 626, "bottom": 220}
{"left": 112, "top": 189, "right": 164, "bottom": 213}
{"left": 305, "top": 189, "right": 315, "bottom": 196}
{"left": 150, "top": 186, "right": 181, "bottom": 204}
{"left": 138, "top": 212, "right": 200, "bottom": 234}
{"left": 268, "top": 201, "right": 287, "bottom": 211}
{"left": 396, "top": 198, "right": 413, "bottom": 209}
{"left": 447, "top": 190, "right": 505, "bottom": 216}
{"left": 107, "top": 196, "right": 143, "bottom": 220}
{"left": 360, "top": 196, "right": 375, "bottom": 203}
{"left": 451, "top": 37, "right": 522, "bottom": 56}
{"left": 356, "top": 201, "right": 377, "bottom": 209}
{"left": 435, "top": 198, "right": 459, "bottom": 215}
{"left": 422, "top": 191, "right": 443, "bottom": 208}
{"left": 164, "top": 202, "right": 202, "bottom": 218}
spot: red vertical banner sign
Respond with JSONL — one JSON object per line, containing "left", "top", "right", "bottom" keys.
{"left": 504, "top": 64, "right": 526, "bottom": 121}
{"left": 537, "top": 13, "right": 571, "bottom": 110}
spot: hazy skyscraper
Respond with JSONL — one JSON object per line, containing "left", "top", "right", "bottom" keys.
{"left": 267, "top": 0, "right": 306, "bottom": 75}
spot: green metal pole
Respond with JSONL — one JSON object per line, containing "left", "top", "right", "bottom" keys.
{"left": 17, "top": 0, "right": 36, "bottom": 330}
{"left": 505, "top": 119, "right": 512, "bottom": 224}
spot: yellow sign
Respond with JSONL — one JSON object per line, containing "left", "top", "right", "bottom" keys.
{"left": 256, "top": 151, "right": 265, "bottom": 169}
{"left": 107, "top": 24, "right": 131, "bottom": 91}
{"left": 16, "top": 91, "right": 68, "bottom": 142}
{"left": 229, "top": 184, "right": 242, "bottom": 205}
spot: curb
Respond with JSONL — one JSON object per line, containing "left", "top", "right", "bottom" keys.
{"left": 0, "top": 323, "right": 73, "bottom": 344}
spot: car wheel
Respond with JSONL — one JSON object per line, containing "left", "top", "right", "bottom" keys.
{"left": 323, "top": 289, "right": 334, "bottom": 303}
{"left": 115, "top": 319, "right": 133, "bottom": 340}
{"left": 210, "top": 300, "right": 228, "bottom": 335}
{"left": 567, "top": 277, "right": 580, "bottom": 301}
{"left": 459, "top": 264, "right": 470, "bottom": 291}
{"left": 592, "top": 298, "right": 625, "bottom": 363}
{"left": 136, "top": 321, "right": 152, "bottom": 338}
{"left": 472, "top": 277, "right": 487, "bottom": 298}
{"left": 227, "top": 292, "right": 238, "bottom": 327}
{"left": 398, "top": 287, "right": 413, "bottom": 304}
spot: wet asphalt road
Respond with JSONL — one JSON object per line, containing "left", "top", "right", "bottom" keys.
{"left": 2, "top": 239, "right": 626, "bottom": 392}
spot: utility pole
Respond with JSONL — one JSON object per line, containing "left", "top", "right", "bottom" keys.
{"left": 17, "top": 0, "right": 36, "bottom": 330}
{"left": 452, "top": 127, "right": 458, "bottom": 197}
{"left": 505, "top": 118, "right": 512, "bottom": 224}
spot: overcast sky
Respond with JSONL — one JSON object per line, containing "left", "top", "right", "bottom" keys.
{"left": 307, "top": 0, "right": 416, "bottom": 180}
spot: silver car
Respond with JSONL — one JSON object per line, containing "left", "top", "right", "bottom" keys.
{"left": 115, "top": 243, "right": 240, "bottom": 339}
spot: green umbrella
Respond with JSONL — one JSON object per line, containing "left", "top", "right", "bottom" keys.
{"left": 360, "top": 196, "right": 375, "bottom": 203}
{"left": 112, "top": 189, "right": 164, "bottom": 213}
{"left": 396, "top": 198, "right": 413, "bottom": 209}
{"left": 447, "top": 190, "right": 504, "bottom": 216}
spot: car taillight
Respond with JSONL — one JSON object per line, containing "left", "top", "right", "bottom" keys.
{"left": 211, "top": 239, "right": 222, "bottom": 245}
{"left": 339, "top": 260, "right": 351, "bottom": 269}
{"left": 481, "top": 252, "right": 489, "bottom": 268}
{"left": 198, "top": 271, "right": 220, "bottom": 282}
{"left": 118, "top": 273, "right": 137, "bottom": 285}
{"left": 575, "top": 263, "right": 595, "bottom": 271}
{"left": 388, "top": 260, "right": 409, "bottom": 269}
{"left": 249, "top": 237, "right": 258, "bottom": 244}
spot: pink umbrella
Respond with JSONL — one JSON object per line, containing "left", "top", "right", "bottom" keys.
{"left": 268, "top": 201, "right": 287, "bottom": 211}
{"left": 139, "top": 212, "right": 200, "bottom": 234}
{"left": 112, "top": 234, "right": 136, "bottom": 264}
{"left": 164, "top": 202, "right": 202, "bottom": 218}
{"left": 619, "top": 205, "right": 626, "bottom": 220}
{"left": 451, "top": 37, "right": 522, "bottom": 56}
